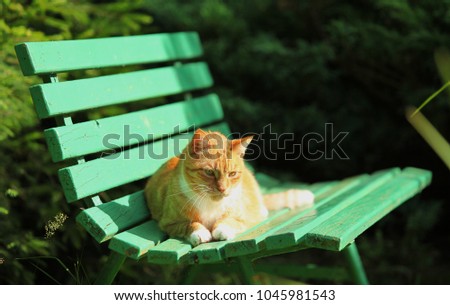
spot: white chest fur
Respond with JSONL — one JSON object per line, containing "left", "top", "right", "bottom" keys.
{"left": 179, "top": 171, "right": 242, "bottom": 230}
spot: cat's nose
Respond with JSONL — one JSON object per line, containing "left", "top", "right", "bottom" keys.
{"left": 217, "top": 186, "right": 229, "bottom": 196}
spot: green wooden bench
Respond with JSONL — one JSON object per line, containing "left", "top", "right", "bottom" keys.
{"left": 15, "top": 32, "right": 432, "bottom": 285}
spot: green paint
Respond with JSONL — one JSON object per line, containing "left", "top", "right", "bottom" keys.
{"left": 94, "top": 251, "right": 126, "bottom": 285}
{"left": 305, "top": 168, "right": 432, "bottom": 251}
{"left": 76, "top": 190, "right": 148, "bottom": 243}
{"left": 58, "top": 121, "right": 229, "bottom": 202}
{"left": 30, "top": 62, "right": 213, "bottom": 118}
{"left": 235, "top": 257, "right": 256, "bottom": 284}
{"left": 264, "top": 168, "right": 401, "bottom": 251}
{"left": 147, "top": 238, "right": 192, "bottom": 264}
{"left": 343, "top": 243, "right": 369, "bottom": 285}
{"left": 44, "top": 94, "right": 223, "bottom": 161}
{"left": 109, "top": 221, "right": 166, "bottom": 260}
{"left": 15, "top": 32, "right": 202, "bottom": 76}
{"left": 223, "top": 173, "right": 370, "bottom": 258}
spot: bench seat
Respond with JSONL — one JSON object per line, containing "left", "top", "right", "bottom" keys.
{"left": 77, "top": 166, "right": 431, "bottom": 263}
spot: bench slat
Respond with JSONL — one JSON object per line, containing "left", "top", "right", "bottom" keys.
{"left": 87, "top": 167, "right": 428, "bottom": 263}
{"left": 30, "top": 62, "right": 213, "bottom": 118}
{"left": 221, "top": 170, "right": 388, "bottom": 259}
{"left": 59, "top": 122, "right": 231, "bottom": 202}
{"left": 144, "top": 168, "right": 398, "bottom": 264}
{"left": 145, "top": 177, "right": 356, "bottom": 264}
{"left": 262, "top": 168, "right": 401, "bottom": 251}
{"left": 15, "top": 32, "right": 202, "bottom": 76}
{"left": 189, "top": 179, "right": 338, "bottom": 264}
{"left": 75, "top": 190, "right": 148, "bottom": 243}
{"left": 147, "top": 238, "right": 193, "bottom": 264}
{"left": 45, "top": 94, "right": 223, "bottom": 161}
{"left": 104, "top": 175, "right": 334, "bottom": 262}
{"left": 81, "top": 169, "right": 335, "bottom": 258}
{"left": 304, "top": 167, "right": 432, "bottom": 251}
{"left": 109, "top": 220, "right": 166, "bottom": 260}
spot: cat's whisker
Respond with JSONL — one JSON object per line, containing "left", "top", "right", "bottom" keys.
{"left": 166, "top": 187, "right": 203, "bottom": 198}
{"left": 146, "top": 129, "right": 274, "bottom": 245}
{"left": 182, "top": 193, "right": 197, "bottom": 207}
{"left": 172, "top": 188, "right": 211, "bottom": 213}
{"left": 190, "top": 191, "right": 208, "bottom": 213}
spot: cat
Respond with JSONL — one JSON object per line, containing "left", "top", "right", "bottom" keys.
{"left": 145, "top": 129, "right": 314, "bottom": 246}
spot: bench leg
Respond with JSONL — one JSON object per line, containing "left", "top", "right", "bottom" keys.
{"left": 343, "top": 242, "right": 369, "bottom": 284}
{"left": 236, "top": 257, "right": 256, "bottom": 284}
{"left": 94, "top": 252, "right": 126, "bottom": 285}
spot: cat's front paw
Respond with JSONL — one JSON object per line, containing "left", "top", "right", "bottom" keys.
{"left": 212, "top": 224, "right": 238, "bottom": 241}
{"left": 189, "top": 227, "right": 212, "bottom": 246}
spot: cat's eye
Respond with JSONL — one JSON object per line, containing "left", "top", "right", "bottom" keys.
{"left": 204, "top": 169, "right": 215, "bottom": 177}
{"left": 228, "top": 171, "right": 237, "bottom": 177}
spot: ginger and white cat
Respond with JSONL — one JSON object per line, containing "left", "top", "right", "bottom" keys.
{"left": 145, "top": 129, "right": 314, "bottom": 246}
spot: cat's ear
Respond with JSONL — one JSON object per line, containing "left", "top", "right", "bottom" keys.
{"left": 193, "top": 128, "right": 208, "bottom": 138}
{"left": 231, "top": 135, "right": 254, "bottom": 158}
{"left": 190, "top": 129, "right": 208, "bottom": 155}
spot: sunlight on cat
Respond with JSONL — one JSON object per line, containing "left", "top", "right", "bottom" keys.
{"left": 145, "top": 129, "right": 315, "bottom": 246}
{"left": 212, "top": 223, "right": 238, "bottom": 241}
{"left": 189, "top": 225, "right": 212, "bottom": 246}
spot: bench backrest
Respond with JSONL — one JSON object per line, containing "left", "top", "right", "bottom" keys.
{"left": 16, "top": 32, "right": 229, "bottom": 210}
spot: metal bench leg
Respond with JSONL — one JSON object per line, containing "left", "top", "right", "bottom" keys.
{"left": 343, "top": 242, "right": 369, "bottom": 284}
{"left": 94, "top": 252, "right": 126, "bottom": 284}
{"left": 236, "top": 257, "right": 256, "bottom": 284}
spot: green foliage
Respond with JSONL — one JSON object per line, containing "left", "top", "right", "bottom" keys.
{"left": 0, "top": 0, "right": 152, "bottom": 284}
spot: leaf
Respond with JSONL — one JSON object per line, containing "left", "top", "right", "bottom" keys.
{"left": 5, "top": 188, "right": 19, "bottom": 198}
{"left": 434, "top": 48, "right": 450, "bottom": 100}
{"left": 406, "top": 107, "right": 450, "bottom": 170}
{"left": 409, "top": 81, "right": 450, "bottom": 117}
{"left": 0, "top": 207, "right": 9, "bottom": 215}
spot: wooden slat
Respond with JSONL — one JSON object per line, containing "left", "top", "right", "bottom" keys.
{"left": 220, "top": 171, "right": 389, "bottom": 259}
{"left": 109, "top": 220, "right": 166, "bottom": 260}
{"left": 75, "top": 190, "right": 148, "bottom": 243}
{"left": 145, "top": 178, "right": 349, "bottom": 265}
{"left": 93, "top": 167, "right": 429, "bottom": 263}
{"left": 256, "top": 172, "right": 339, "bottom": 195}
{"left": 97, "top": 173, "right": 308, "bottom": 262}
{"left": 188, "top": 180, "right": 336, "bottom": 264}
{"left": 225, "top": 170, "right": 397, "bottom": 257}
{"left": 59, "top": 122, "right": 231, "bottom": 202}
{"left": 304, "top": 167, "right": 432, "bottom": 251}
{"left": 108, "top": 175, "right": 332, "bottom": 263}
{"left": 262, "top": 168, "right": 401, "bottom": 252}
{"left": 147, "top": 238, "right": 193, "bottom": 264}
{"left": 15, "top": 32, "right": 202, "bottom": 76}
{"left": 401, "top": 166, "right": 434, "bottom": 188}
{"left": 187, "top": 210, "right": 287, "bottom": 264}
{"left": 45, "top": 94, "right": 223, "bottom": 162}
{"left": 30, "top": 62, "right": 213, "bottom": 118}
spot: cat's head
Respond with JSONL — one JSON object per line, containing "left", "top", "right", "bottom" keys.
{"left": 182, "top": 129, "right": 253, "bottom": 200}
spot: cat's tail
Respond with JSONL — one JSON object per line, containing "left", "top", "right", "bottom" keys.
{"left": 263, "top": 189, "right": 315, "bottom": 211}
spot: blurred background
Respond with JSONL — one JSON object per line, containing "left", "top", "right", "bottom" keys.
{"left": 1, "top": 0, "right": 450, "bottom": 284}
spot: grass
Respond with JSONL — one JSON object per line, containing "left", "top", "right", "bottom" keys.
{"left": 16, "top": 255, "right": 90, "bottom": 284}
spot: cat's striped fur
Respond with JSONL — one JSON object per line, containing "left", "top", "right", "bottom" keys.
{"left": 145, "top": 129, "right": 314, "bottom": 246}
